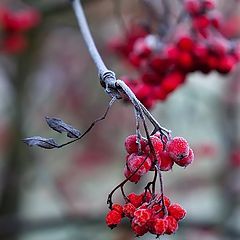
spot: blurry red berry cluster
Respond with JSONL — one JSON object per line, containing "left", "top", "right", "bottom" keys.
{"left": 124, "top": 134, "right": 194, "bottom": 183}
{"left": 110, "top": 0, "right": 240, "bottom": 108}
{"left": 106, "top": 133, "right": 193, "bottom": 237}
{"left": 106, "top": 192, "right": 186, "bottom": 237}
{"left": 0, "top": 6, "right": 41, "bottom": 54}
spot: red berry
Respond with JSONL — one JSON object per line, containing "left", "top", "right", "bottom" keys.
{"left": 131, "top": 221, "right": 148, "bottom": 236}
{"left": 123, "top": 166, "right": 141, "bottom": 183}
{"left": 202, "top": 0, "right": 216, "bottom": 11}
{"left": 105, "top": 210, "right": 122, "bottom": 229}
{"left": 184, "top": 0, "right": 201, "bottom": 15}
{"left": 177, "top": 51, "right": 194, "bottom": 71}
{"left": 165, "top": 216, "right": 178, "bottom": 234}
{"left": 153, "top": 218, "right": 168, "bottom": 235}
{"left": 166, "top": 137, "right": 190, "bottom": 160}
{"left": 218, "top": 55, "right": 236, "bottom": 74}
{"left": 127, "top": 153, "right": 152, "bottom": 176}
{"left": 133, "top": 208, "right": 152, "bottom": 227}
{"left": 175, "top": 148, "right": 194, "bottom": 167}
{"left": 164, "top": 45, "right": 180, "bottom": 62}
{"left": 145, "top": 135, "right": 163, "bottom": 158}
{"left": 123, "top": 203, "right": 136, "bottom": 218}
{"left": 158, "top": 151, "right": 174, "bottom": 171}
{"left": 161, "top": 71, "right": 185, "bottom": 93}
{"left": 177, "top": 35, "right": 195, "bottom": 51}
{"left": 112, "top": 204, "right": 123, "bottom": 215}
{"left": 168, "top": 204, "right": 187, "bottom": 220}
{"left": 127, "top": 193, "right": 143, "bottom": 208}
{"left": 124, "top": 135, "right": 147, "bottom": 154}
{"left": 193, "top": 15, "right": 210, "bottom": 30}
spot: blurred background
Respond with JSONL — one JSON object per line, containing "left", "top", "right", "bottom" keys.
{"left": 0, "top": 0, "right": 239, "bottom": 240}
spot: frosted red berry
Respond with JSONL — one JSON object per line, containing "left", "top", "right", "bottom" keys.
{"left": 159, "top": 151, "right": 174, "bottom": 171}
{"left": 144, "top": 135, "right": 163, "bottom": 158}
{"left": 127, "top": 193, "right": 143, "bottom": 208}
{"left": 112, "top": 204, "right": 123, "bottom": 215}
{"left": 166, "top": 137, "right": 190, "bottom": 160}
{"left": 124, "top": 135, "right": 147, "bottom": 154}
{"left": 168, "top": 204, "right": 187, "bottom": 220}
{"left": 105, "top": 210, "right": 122, "bottom": 229}
{"left": 123, "top": 203, "right": 136, "bottom": 218}
{"left": 153, "top": 218, "right": 168, "bottom": 235}
{"left": 127, "top": 153, "right": 152, "bottom": 176}
{"left": 131, "top": 221, "right": 148, "bottom": 236}
{"left": 123, "top": 165, "right": 141, "bottom": 183}
{"left": 165, "top": 216, "right": 179, "bottom": 234}
{"left": 133, "top": 208, "right": 152, "bottom": 227}
{"left": 175, "top": 148, "right": 194, "bottom": 167}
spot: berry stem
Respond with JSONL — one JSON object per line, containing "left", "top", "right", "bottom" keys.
{"left": 58, "top": 97, "right": 116, "bottom": 148}
{"left": 71, "top": 0, "right": 170, "bottom": 139}
{"left": 156, "top": 164, "right": 167, "bottom": 215}
{"left": 107, "top": 153, "right": 151, "bottom": 209}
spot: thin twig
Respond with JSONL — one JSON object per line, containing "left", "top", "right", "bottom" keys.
{"left": 58, "top": 97, "right": 116, "bottom": 148}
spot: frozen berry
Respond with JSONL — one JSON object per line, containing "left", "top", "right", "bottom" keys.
{"left": 175, "top": 148, "right": 194, "bottom": 167}
{"left": 124, "top": 165, "right": 141, "bottom": 183}
{"left": 123, "top": 202, "right": 136, "bottom": 218}
{"left": 127, "top": 153, "right": 152, "bottom": 176}
{"left": 165, "top": 216, "right": 178, "bottom": 234}
{"left": 125, "top": 135, "right": 147, "bottom": 154}
{"left": 106, "top": 210, "right": 122, "bottom": 229}
{"left": 127, "top": 193, "right": 143, "bottom": 208}
{"left": 159, "top": 151, "right": 174, "bottom": 171}
{"left": 168, "top": 204, "right": 186, "bottom": 220}
{"left": 166, "top": 137, "right": 190, "bottom": 160}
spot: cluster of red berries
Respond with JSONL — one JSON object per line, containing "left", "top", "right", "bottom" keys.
{"left": 110, "top": 0, "right": 240, "bottom": 108}
{"left": 0, "top": 6, "right": 41, "bottom": 54}
{"left": 106, "top": 192, "right": 186, "bottom": 237}
{"left": 106, "top": 133, "right": 193, "bottom": 236}
{"left": 124, "top": 134, "right": 194, "bottom": 183}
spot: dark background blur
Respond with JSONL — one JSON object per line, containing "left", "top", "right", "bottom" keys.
{"left": 0, "top": 0, "right": 239, "bottom": 240}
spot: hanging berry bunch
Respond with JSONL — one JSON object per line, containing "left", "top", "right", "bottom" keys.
{"left": 106, "top": 131, "right": 193, "bottom": 237}
{"left": 110, "top": 0, "right": 240, "bottom": 108}
{"left": 0, "top": 5, "right": 41, "bottom": 54}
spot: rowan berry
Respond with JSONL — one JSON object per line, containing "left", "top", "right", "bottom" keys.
{"left": 133, "top": 208, "right": 152, "bottom": 227}
{"left": 131, "top": 221, "right": 148, "bottom": 236}
{"left": 158, "top": 151, "right": 174, "bottom": 171}
{"left": 127, "top": 153, "right": 152, "bottom": 176}
{"left": 123, "top": 203, "right": 136, "bottom": 218}
{"left": 175, "top": 148, "right": 194, "bottom": 167}
{"left": 184, "top": 0, "right": 201, "bottom": 15}
{"left": 165, "top": 216, "right": 179, "bottom": 234}
{"left": 105, "top": 210, "right": 122, "bottom": 229}
{"left": 144, "top": 135, "right": 163, "bottom": 158}
{"left": 112, "top": 204, "right": 123, "bottom": 215}
{"left": 123, "top": 166, "right": 141, "bottom": 183}
{"left": 202, "top": 0, "right": 216, "bottom": 11}
{"left": 124, "top": 135, "right": 147, "bottom": 154}
{"left": 152, "top": 218, "right": 168, "bottom": 235}
{"left": 127, "top": 193, "right": 143, "bottom": 208}
{"left": 168, "top": 204, "right": 186, "bottom": 220}
{"left": 166, "top": 137, "right": 190, "bottom": 160}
